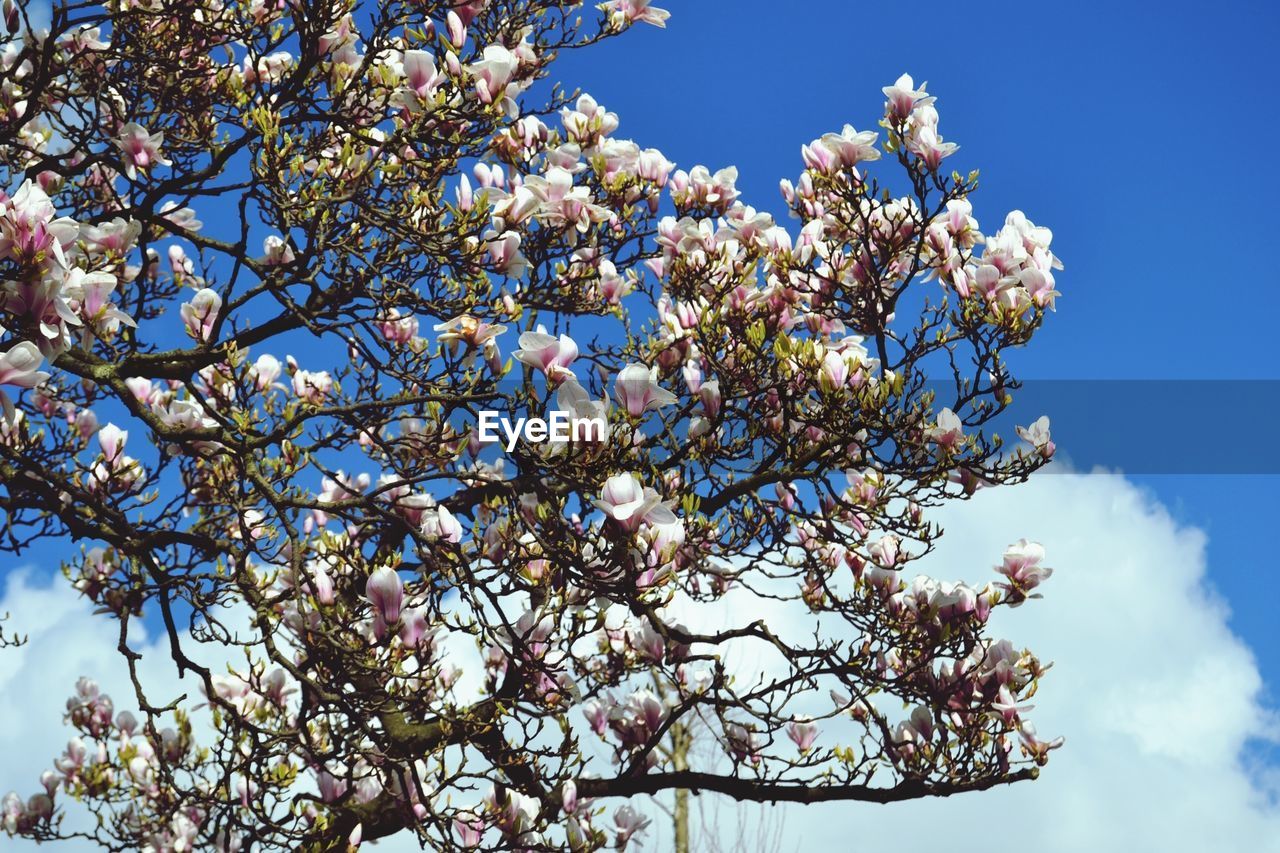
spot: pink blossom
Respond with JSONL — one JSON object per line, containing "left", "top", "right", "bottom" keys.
{"left": 593, "top": 472, "right": 676, "bottom": 532}
{"left": 0, "top": 342, "right": 48, "bottom": 389}
{"left": 614, "top": 363, "right": 677, "bottom": 417}
{"left": 909, "top": 123, "right": 958, "bottom": 171}
{"left": 98, "top": 422, "right": 127, "bottom": 466}
{"left": 453, "top": 811, "right": 484, "bottom": 848}
{"left": 1017, "top": 415, "right": 1055, "bottom": 459}
{"left": 1018, "top": 722, "right": 1064, "bottom": 765}
{"left": 724, "top": 722, "right": 761, "bottom": 765}
{"left": 927, "top": 407, "right": 965, "bottom": 451}
{"left": 252, "top": 353, "right": 282, "bottom": 390}
{"left": 468, "top": 45, "right": 517, "bottom": 104}
{"left": 882, "top": 73, "right": 934, "bottom": 120}
{"left": 420, "top": 505, "right": 462, "bottom": 543}
{"left": 581, "top": 697, "right": 611, "bottom": 736}
{"left": 561, "top": 779, "right": 578, "bottom": 814}
{"left": 613, "top": 804, "right": 651, "bottom": 847}
{"left": 365, "top": 566, "right": 404, "bottom": 637}
{"left": 802, "top": 124, "right": 881, "bottom": 174}
{"left": 260, "top": 235, "right": 295, "bottom": 266}
{"left": 699, "top": 379, "right": 721, "bottom": 419}
{"left": 180, "top": 288, "right": 221, "bottom": 342}
{"left": 115, "top": 123, "right": 171, "bottom": 179}
{"left": 394, "top": 50, "right": 442, "bottom": 113}
{"left": 379, "top": 309, "right": 418, "bottom": 345}
{"left": 513, "top": 327, "right": 578, "bottom": 382}
{"left": 604, "top": 0, "right": 670, "bottom": 28}
{"left": 636, "top": 148, "right": 675, "bottom": 186}
{"left": 398, "top": 605, "right": 430, "bottom": 649}
{"left": 995, "top": 539, "right": 1052, "bottom": 605}
{"left": 787, "top": 718, "right": 819, "bottom": 753}
{"left": 306, "top": 561, "right": 335, "bottom": 606}
{"left": 482, "top": 229, "right": 528, "bottom": 277}
{"left": 292, "top": 369, "right": 333, "bottom": 405}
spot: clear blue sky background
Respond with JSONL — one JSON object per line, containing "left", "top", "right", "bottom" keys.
{"left": 551, "top": 0, "right": 1280, "bottom": 687}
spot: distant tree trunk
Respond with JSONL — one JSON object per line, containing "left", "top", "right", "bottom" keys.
{"left": 672, "top": 717, "right": 692, "bottom": 853}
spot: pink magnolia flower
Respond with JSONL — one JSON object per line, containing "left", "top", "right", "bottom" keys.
{"left": 420, "top": 505, "right": 462, "bottom": 543}
{"left": 926, "top": 407, "right": 965, "bottom": 451}
{"left": 453, "top": 811, "right": 484, "bottom": 848}
{"left": 909, "top": 123, "right": 959, "bottom": 171}
{"left": 868, "top": 533, "right": 903, "bottom": 568}
{"left": 593, "top": 473, "right": 676, "bottom": 532}
{"left": 699, "top": 379, "right": 721, "bottom": 419}
{"left": 1017, "top": 415, "right": 1055, "bottom": 459}
{"left": 79, "top": 217, "right": 141, "bottom": 255}
{"left": 627, "top": 618, "right": 665, "bottom": 663}
{"left": 802, "top": 124, "right": 881, "bottom": 174}
{"left": 523, "top": 167, "right": 610, "bottom": 233}
{"left": 315, "top": 768, "right": 349, "bottom": 803}
{"left": 468, "top": 45, "right": 517, "bottom": 104}
{"left": 724, "top": 722, "right": 761, "bottom": 765}
{"left": 252, "top": 353, "right": 282, "bottom": 390}
{"left": 446, "top": 10, "right": 467, "bottom": 48}
{"left": 485, "top": 785, "right": 539, "bottom": 837}
{"left": 787, "top": 718, "right": 819, "bottom": 753}
{"left": 596, "top": 258, "right": 630, "bottom": 304}
{"left": 882, "top": 73, "right": 934, "bottom": 120}
{"left": 614, "top": 363, "right": 677, "bottom": 417}
{"left": 398, "top": 605, "right": 430, "bottom": 649}
{"left": 995, "top": 539, "right": 1052, "bottom": 605}
{"left": 581, "top": 697, "right": 611, "bottom": 736}
{"left": 0, "top": 179, "right": 78, "bottom": 269}
{"left": 481, "top": 229, "right": 528, "bottom": 277}
{"left": 560, "top": 93, "right": 619, "bottom": 145}
{"left": 604, "top": 0, "right": 670, "bottom": 28}
{"left": 819, "top": 350, "right": 852, "bottom": 391}
{"left": 98, "top": 422, "right": 127, "bottom": 466}
{"left": 1018, "top": 721, "right": 1065, "bottom": 765}
{"left": 393, "top": 50, "right": 443, "bottom": 113}
{"left": 115, "top": 123, "right": 171, "bottom": 179}
{"left": 260, "top": 235, "right": 295, "bottom": 266}
{"left": 68, "top": 269, "right": 132, "bottom": 333}
{"left": 636, "top": 148, "right": 675, "bottom": 186}
{"left": 0, "top": 342, "right": 49, "bottom": 389}
{"left": 292, "top": 369, "right": 333, "bottom": 405}
{"left": 513, "top": 327, "right": 578, "bottom": 382}
{"left": 613, "top": 804, "right": 651, "bottom": 847}
{"left": 306, "top": 560, "right": 336, "bottom": 606}
{"left": 180, "top": 288, "right": 221, "bottom": 342}
{"left": 435, "top": 315, "right": 508, "bottom": 372}
{"left": 378, "top": 309, "right": 418, "bottom": 345}
{"left": 670, "top": 165, "right": 739, "bottom": 213}
{"left": 365, "top": 566, "right": 403, "bottom": 637}
{"left": 1019, "top": 267, "right": 1060, "bottom": 310}
{"left": 561, "top": 779, "right": 578, "bottom": 815}
{"left": 492, "top": 185, "right": 539, "bottom": 228}
{"left": 451, "top": 0, "right": 487, "bottom": 27}
{"left": 158, "top": 201, "right": 203, "bottom": 233}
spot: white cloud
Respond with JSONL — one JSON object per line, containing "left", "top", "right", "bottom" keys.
{"left": 3, "top": 471, "right": 1278, "bottom": 851}
{"left": 646, "top": 471, "right": 1280, "bottom": 851}
{"left": 0, "top": 568, "right": 196, "bottom": 851}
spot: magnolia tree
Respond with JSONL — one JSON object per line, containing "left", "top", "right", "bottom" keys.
{"left": 0, "top": 0, "right": 1065, "bottom": 849}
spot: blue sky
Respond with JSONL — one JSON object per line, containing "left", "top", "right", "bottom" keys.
{"left": 550, "top": 0, "right": 1280, "bottom": 689}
